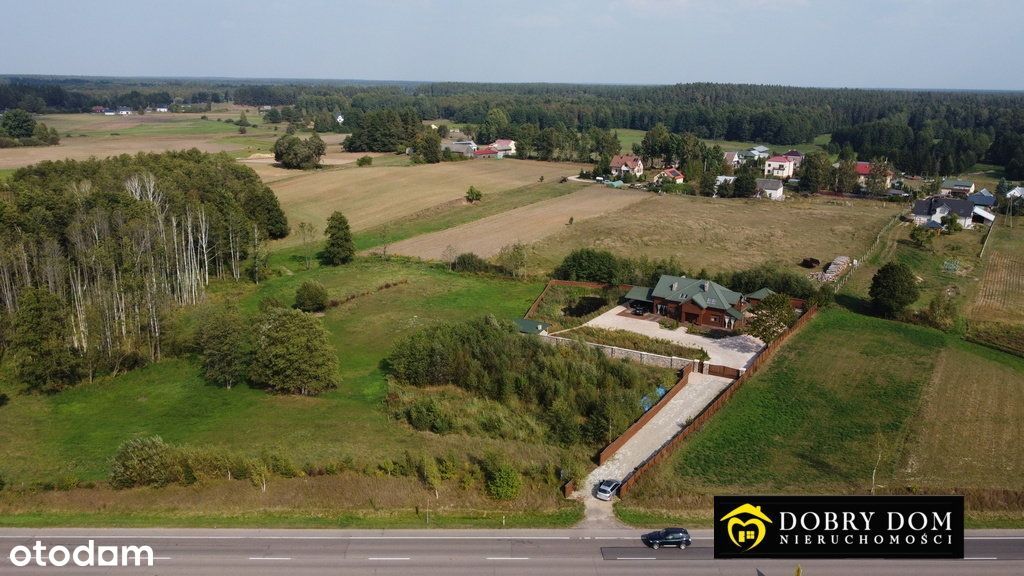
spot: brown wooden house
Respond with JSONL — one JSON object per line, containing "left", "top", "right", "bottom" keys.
{"left": 626, "top": 275, "right": 775, "bottom": 330}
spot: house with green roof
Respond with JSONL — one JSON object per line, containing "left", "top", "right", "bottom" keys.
{"left": 626, "top": 275, "right": 774, "bottom": 330}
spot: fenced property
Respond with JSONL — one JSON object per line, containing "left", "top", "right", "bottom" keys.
{"left": 538, "top": 334, "right": 695, "bottom": 370}
{"left": 616, "top": 305, "right": 820, "bottom": 496}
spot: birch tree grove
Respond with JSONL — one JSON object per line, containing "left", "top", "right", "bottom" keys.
{"left": 0, "top": 151, "right": 289, "bottom": 386}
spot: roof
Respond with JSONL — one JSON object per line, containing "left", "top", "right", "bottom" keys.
{"left": 625, "top": 286, "right": 654, "bottom": 303}
{"left": 1009, "top": 186, "right": 1024, "bottom": 199}
{"left": 656, "top": 168, "right": 684, "bottom": 180}
{"left": 751, "top": 145, "right": 770, "bottom": 153}
{"left": 912, "top": 197, "right": 974, "bottom": 219}
{"left": 968, "top": 189, "right": 997, "bottom": 206}
{"left": 766, "top": 155, "right": 793, "bottom": 164}
{"left": 756, "top": 178, "right": 784, "bottom": 192}
{"left": 651, "top": 275, "right": 743, "bottom": 312}
{"left": 492, "top": 139, "right": 515, "bottom": 149}
{"left": 745, "top": 287, "right": 776, "bottom": 300}
{"left": 474, "top": 147, "right": 499, "bottom": 156}
{"left": 941, "top": 179, "right": 974, "bottom": 189}
{"left": 610, "top": 154, "right": 642, "bottom": 170}
{"left": 724, "top": 151, "right": 739, "bottom": 162}
{"left": 854, "top": 161, "right": 872, "bottom": 176}
{"left": 514, "top": 318, "right": 550, "bottom": 335}
{"left": 783, "top": 149, "right": 804, "bottom": 158}
{"left": 973, "top": 206, "right": 996, "bottom": 222}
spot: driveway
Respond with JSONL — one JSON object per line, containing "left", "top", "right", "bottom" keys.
{"left": 575, "top": 372, "right": 734, "bottom": 504}
{"left": 582, "top": 306, "right": 764, "bottom": 369}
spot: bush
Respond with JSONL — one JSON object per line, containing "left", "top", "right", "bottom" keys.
{"left": 465, "top": 186, "right": 482, "bottom": 203}
{"left": 405, "top": 397, "right": 454, "bottom": 433}
{"left": 109, "top": 437, "right": 182, "bottom": 489}
{"left": 482, "top": 453, "right": 521, "bottom": 501}
{"left": 0, "top": 473, "right": 5, "bottom": 491}
{"left": 719, "top": 264, "right": 816, "bottom": 299}
{"left": 294, "top": 280, "right": 329, "bottom": 312}
{"left": 0, "top": 393, "right": 7, "bottom": 408}
{"left": 451, "top": 252, "right": 493, "bottom": 273}
{"left": 250, "top": 308, "right": 339, "bottom": 395}
{"left": 870, "top": 262, "right": 920, "bottom": 318}
{"left": 356, "top": 155, "right": 373, "bottom": 167}
{"left": 554, "top": 248, "right": 621, "bottom": 284}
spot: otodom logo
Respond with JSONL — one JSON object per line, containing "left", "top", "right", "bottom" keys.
{"left": 720, "top": 503, "right": 773, "bottom": 552}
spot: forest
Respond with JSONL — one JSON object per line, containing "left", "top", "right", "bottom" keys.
{"left": 0, "top": 151, "right": 288, "bottom": 390}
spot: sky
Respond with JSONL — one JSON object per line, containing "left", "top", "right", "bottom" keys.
{"left": 2, "top": 0, "right": 1022, "bottom": 90}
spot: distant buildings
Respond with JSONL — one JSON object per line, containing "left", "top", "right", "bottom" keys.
{"left": 755, "top": 178, "right": 785, "bottom": 200}
{"left": 654, "top": 167, "right": 685, "bottom": 184}
{"left": 443, "top": 140, "right": 478, "bottom": 157}
{"left": 911, "top": 196, "right": 995, "bottom": 230}
{"left": 763, "top": 155, "right": 796, "bottom": 179}
{"left": 610, "top": 154, "right": 644, "bottom": 178}
{"left": 940, "top": 179, "right": 975, "bottom": 197}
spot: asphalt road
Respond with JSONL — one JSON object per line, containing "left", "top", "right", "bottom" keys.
{"left": 0, "top": 528, "right": 1021, "bottom": 575}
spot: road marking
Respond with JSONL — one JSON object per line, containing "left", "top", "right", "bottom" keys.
{"left": 486, "top": 557, "right": 530, "bottom": 560}
{"left": 153, "top": 556, "right": 172, "bottom": 560}
{"left": 616, "top": 557, "right": 657, "bottom": 560}
{"left": 248, "top": 557, "right": 291, "bottom": 561}
{"left": 368, "top": 557, "right": 411, "bottom": 560}
{"left": 966, "top": 537, "right": 1024, "bottom": 540}
{"left": 964, "top": 557, "right": 998, "bottom": 560}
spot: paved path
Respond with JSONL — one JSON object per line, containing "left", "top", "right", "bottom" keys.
{"left": 576, "top": 372, "right": 734, "bottom": 501}
{"left": 585, "top": 306, "right": 764, "bottom": 369}
{"left": 1, "top": 528, "right": 1020, "bottom": 575}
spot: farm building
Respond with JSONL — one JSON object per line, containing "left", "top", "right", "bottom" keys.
{"left": 654, "top": 167, "right": 685, "bottom": 184}
{"left": 940, "top": 179, "right": 975, "bottom": 197}
{"left": 755, "top": 178, "right": 785, "bottom": 200}
{"left": 911, "top": 196, "right": 994, "bottom": 229}
{"left": 968, "top": 188, "right": 997, "bottom": 207}
{"left": 473, "top": 146, "right": 504, "bottom": 159}
{"left": 443, "top": 140, "right": 478, "bottom": 157}
{"left": 610, "top": 154, "right": 644, "bottom": 178}
{"left": 764, "top": 156, "right": 796, "bottom": 179}
{"left": 625, "top": 275, "right": 777, "bottom": 331}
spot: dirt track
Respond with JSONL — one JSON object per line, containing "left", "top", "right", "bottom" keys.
{"left": 387, "top": 187, "right": 647, "bottom": 260}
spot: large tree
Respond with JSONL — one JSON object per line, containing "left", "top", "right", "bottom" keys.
{"left": 0, "top": 109, "right": 35, "bottom": 139}
{"left": 799, "top": 151, "right": 832, "bottom": 193}
{"left": 196, "top": 304, "right": 252, "bottom": 389}
{"left": 834, "top": 158, "right": 859, "bottom": 195}
{"left": 866, "top": 158, "right": 891, "bottom": 196}
{"left": 320, "top": 211, "right": 355, "bottom": 265}
{"left": 746, "top": 292, "right": 797, "bottom": 342}
{"left": 10, "top": 288, "right": 80, "bottom": 392}
{"left": 869, "top": 262, "right": 920, "bottom": 318}
{"left": 250, "top": 308, "right": 339, "bottom": 396}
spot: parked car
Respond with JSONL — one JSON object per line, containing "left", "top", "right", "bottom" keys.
{"left": 641, "top": 527, "right": 692, "bottom": 549}
{"left": 594, "top": 479, "right": 621, "bottom": 501}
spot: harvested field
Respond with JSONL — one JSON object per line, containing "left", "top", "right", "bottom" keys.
{"left": 972, "top": 218, "right": 1024, "bottom": 325}
{"left": 528, "top": 194, "right": 899, "bottom": 274}
{"left": 899, "top": 344, "right": 1024, "bottom": 490}
{"left": 269, "top": 160, "right": 587, "bottom": 248}
{"left": 388, "top": 187, "right": 647, "bottom": 260}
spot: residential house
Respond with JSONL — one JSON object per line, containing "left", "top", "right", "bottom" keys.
{"left": 625, "top": 275, "right": 775, "bottom": 330}
{"left": 749, "top": 145, "right": 770, "bottom": 159}
{"left": 610, "top": 154, "right": 644, "bottom": 178}
{"left": 755, "top": 178, "right": 785, "bottom": 200}
{"left": 940, "top": 179, "right": 975, "bottom": 197}
{"left": 491, "top": 139, "right": 517, "bottom": 156}
{"left": 911, "top": 196, "right": 993, "bottom": 230}
{"left": 967, "top": 188, "right": 997, "bottom": 207}
{"left": 834, "top": 161, "right": 892, "bottom": 189}
{"left": 473, "top": 146, "right": 503, "bottom": 159}
{"left": 782, "top": 149, "right": 804, "bottom": 167}
{"left": 443, "top": 140, "right": 478, "bottom": 157}
{"left": 723, "top": 151, "right": 741, "bottom": 167}
{"left": 715, "top": 175, "right": 737, "bottom": 193}
{"left": 1008, "top": 186, "right": 1024, "bottom": 199}
{"left": 654, "top": 167, "right": 685, "bottom": 184}
{"left": 764, "top": 156, "right": 796, "bottom": 179}
{"left": 116, "top": 107, "right": 133, "bottom": 115}
{"left": 155, "top": 107, "right": 169, "bottom": 113}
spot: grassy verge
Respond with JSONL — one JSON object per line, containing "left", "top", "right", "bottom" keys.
{"left": 353, "top": 181, "right": 584, "bottom": 251}
{"left": 563, "top": 326, "right": 708, "bottom": 360}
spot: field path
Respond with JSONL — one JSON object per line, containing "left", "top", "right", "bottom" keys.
{"left": 386, "top": 187, "right": 647, "bottom": 260}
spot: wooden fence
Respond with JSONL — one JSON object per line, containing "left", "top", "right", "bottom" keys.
{"left": 617, "top": 305, "right": 820, "bottom": 496}
{"left": 597, "top": 363, "right": 695, "bottom": 465}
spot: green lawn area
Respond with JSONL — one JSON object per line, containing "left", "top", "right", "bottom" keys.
{"left": 353, "top": 181, "right": 585, "bottom": 251}
{"left": 0, "top": 168, "right": 14, "bottom": 181}
{"left": 610, "top": 128, "right": 830, "bottom": 157}
{"left": 0, "top": 258, "right": 551, "bottom": 486}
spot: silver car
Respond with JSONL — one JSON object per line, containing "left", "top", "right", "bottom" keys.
{"left": 595, "top": 479, "right": 621, "bottom": 501}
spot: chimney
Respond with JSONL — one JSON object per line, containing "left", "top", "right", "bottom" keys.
{"left": 701, "top": 281, "right": 709, "bottom": 292}
{"left": 671, "top": 282, "right": 679, "bottom": 291}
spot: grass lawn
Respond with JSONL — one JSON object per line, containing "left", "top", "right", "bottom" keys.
{"left": 0, "top": 258, "right": 553, "bottom": 486}
{"left": 610, "top": 129, "right": 830, "bottom": 157}
{"left": 528, "top": 194, "right": 899, "bottom": 276}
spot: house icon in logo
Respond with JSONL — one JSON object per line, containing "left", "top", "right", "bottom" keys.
{"left": 720, "top": 503, "right": 773, "bottom": 552}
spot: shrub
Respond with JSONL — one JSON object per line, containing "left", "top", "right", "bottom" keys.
{"left": 658, "top": 317, "right": 681, "bottom": 330}
{"left": 719, "top": 264, "right": 816, "bottom": 299}
{"left": 0, "top": 474, "right": 5, "bottom": 491}
{"left": 465, "top": 186, "right": 482, "bottom": 203}
{"left": 418, "top": 453, "right": 442, "bottom": 491}
{"left": 554, "top": 248, "right": 621, "bottom": 284}
{"left": 356, "top": 155, "right": 373, "bottom": 167}
{"left": 482, "top": 453, "right": 521, "bottom": 501}
{"left": 0, "top": 393, "right": 7, "bottom": 408}
{"left": 250, "top": 308, "right": 339, "bottom": 395}
{"left": 451, "top": 252, "right": 493, "bottom": 273}
{"left": 196, "top": 304, "right": 252, "bottom": 389}
{"left": 870, "top": 262, "right": 920, "bottom": 318}
{"left": 294, "top": 280, "right": 329, "bottom": 312}
{"left": 405, "top": 397, "right": 454, "bottom": 433}
{"left": 109, "top": 436, "right": 182, "bottom": 489}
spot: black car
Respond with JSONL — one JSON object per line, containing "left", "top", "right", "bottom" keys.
{"left": 641, "top": 527, "right": 691, "bottom": 549}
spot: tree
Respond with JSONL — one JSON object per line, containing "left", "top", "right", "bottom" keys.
{"left": 320, "top": 211, "right": 355, "bottom": 265}
{"left": 799, "top": 151, "right": 831, "bottom": 193}
{"left": 465, "top": 186, "right": 482, "bottom": 203}
{"left": 698, "top": 170, "right": 717, "bottom": 197}
{"left": 746, "top": 292, "right": 797, "bottom": 342}
{"left": 273, "top": 134, "right": 325, "bottom": 169}
{"left": 638, "top": 123, "right": 671, "bottom": 167}
{"left": 909, "top": 225, "right": 933, "bottom": 249}
{"left": 482, "top": 453, "right": 522, "bottom": 501}
{"left": 941, "top": 213, "right": 963, "bottom": 233}
{"left": 554, "top": 248, "right": 621, "bottom": 283}
{"left": 250, "top": 308, "right": 339, "bottom": 395}
{"left": 237, "top": 111, "right": 250, "bottom": 127}
{"left": 866, "top": 158, "right": 891, "bottom": 196}
{"left": 297, "top": 221, "right": 317, "bottom": 270}
{"left": 294, "top": 280, "right": 329, "bottom": 312}
{"left": 834, "top": 158, "right": 859, "bottom": 194}
{"left": 495, "top": 242, "right": 527, "bottom": 278}
{"left": 996, "top": 177, "right": 1010, "bottom": 196}
{"left": 263, "top": 108, "right": 282, "bottom": 123}
{"left": 109, "top": 436, "right": 181, "bottom": 489}
{"left": 733, "top": 170, "right": 757, "bottom": 198}
{"left": 196, "top": 304, "right": 252, "bottom": 389}
{"left": 0, "top": 109, "right": 35, "bottom": 139}
{"left": 869, "top": 262, "right": 920, "bottom": 318}
{"left": 415, "top": 129, "right": 442, "bottom": 163}
{"left": 10, "top": 288, "right": 80, "bottom": 392}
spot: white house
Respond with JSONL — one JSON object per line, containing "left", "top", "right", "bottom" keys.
{"left": 443, "top": 140, "right": 478, "bottom": 157}
{"left": 491, "top": 139, "right": 517, "bottom": 156}
{"left": 749, "top": 145, "right": 771, "bottom": 160}
{"left": 755, "top": 178, "right": 785, "bottom": 200}
{"left": 1008, "top": 186, "right": 1024, "bottom": 199}
{"left": 764, "top": 156, "right": 796, "bottom": 179}
{"left": 610, "top": 154, "right": 644, "bottom": 177}
{"left": 911, "top": 197, "right": 977, "bottom": 229}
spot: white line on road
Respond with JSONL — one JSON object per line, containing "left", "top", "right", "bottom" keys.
{"left": 964, "top": 557, "right": 999, "bottom": 560}
{"left": 486, "top": 557, "right": 530, "bottom": 560}
{"left": 368, "top": 557, "right": 411, "bottom": 560}
{"left": 153, "top": 556, "right": 172, "bottom": 560}
{"left": 966, "top": 537, "right": 1024, "bottom": 540}
{"left": 248, "top": 557, "right": 292, "bottom": 561}
{"left": 616, "top": 557, "right": 657, "bottom": 560}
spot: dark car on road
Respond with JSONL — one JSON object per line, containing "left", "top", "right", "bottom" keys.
{"left": 641, "top": 527, "right": 692, "bottom": 549}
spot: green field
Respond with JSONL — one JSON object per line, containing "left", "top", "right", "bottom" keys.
{"left": 611, "top": 128, "right": 830, "bottom": 157}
